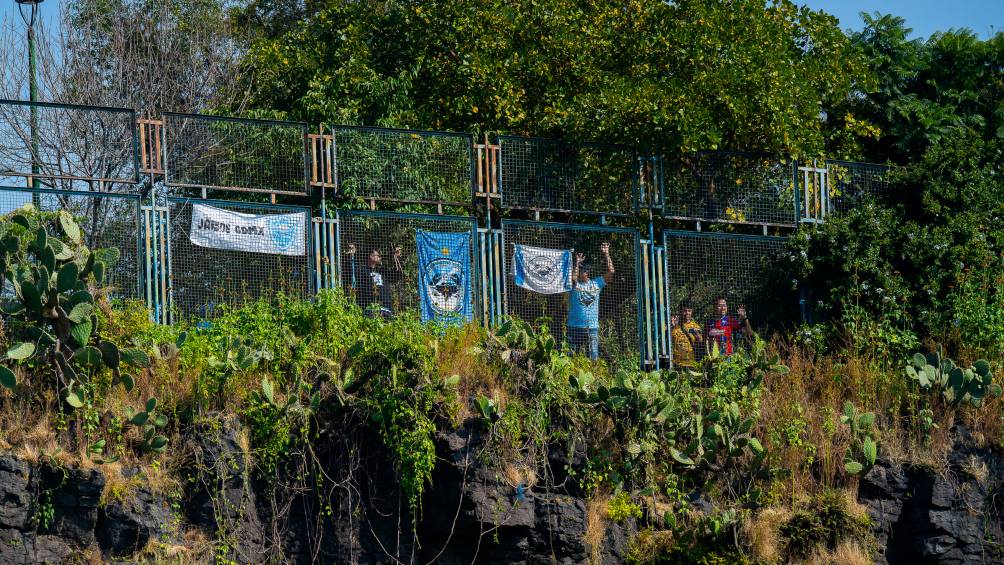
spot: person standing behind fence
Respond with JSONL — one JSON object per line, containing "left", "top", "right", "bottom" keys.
{"left": 346, "top": 244, "right": 402, "bottom": 318}
{"left": 705, "top": 297, "right": 752, "bottom": 356}
{"left": 671, "top": 303, "right": 703, "bottom": 367}
{"left": 568, "top": 242, "right": 614, "bottom": 360}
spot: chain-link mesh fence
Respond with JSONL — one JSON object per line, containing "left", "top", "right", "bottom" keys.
{"left": 333, "top": 127, "right": 474, "bottom": 204}
{"left": 0, "top": 100, "right": 138, "bottom": 191}
{"left": 164, "top": 113, "right": 309, "bottom": 196}
{"left": 663, "top": 230, "right": 793, "bottom": 361}
{"left": 663, "top": 151, "right": 796, "bottom": 226}
{"left": 826, "top": 160, "right": 891, "bottom": 213}
{"left": 502, "top": 220, "right": 641, "bottom": 368}
{"left": 0, "top": 186, "right": 140, "bottom": 299}
{"left": 167, "top": 198, "right": 312, "bottom": 319}
{"left": 337, "top": 210, "right": 479, "bottom": 324}
{"left": 499, "top": 136, "right": 638, "bottom": 215}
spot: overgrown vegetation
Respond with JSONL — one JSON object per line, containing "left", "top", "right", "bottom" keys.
{"left": 2, "top": 204, "right": 1001, "bottom": 562}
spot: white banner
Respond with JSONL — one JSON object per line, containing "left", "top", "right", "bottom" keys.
{"left": 189, "top": 204, "right": 306, "bottom": 256}
{"left": 513, "top": 243, "right": 573, "bottom": 295}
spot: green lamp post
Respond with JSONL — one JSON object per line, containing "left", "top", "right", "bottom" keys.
{"left": 16, "top": 0, "right": 44, "bottom": 192}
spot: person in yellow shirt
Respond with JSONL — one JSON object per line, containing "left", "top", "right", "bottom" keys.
{"left": 671, "top": 304, "right": 703, "bottom": 367}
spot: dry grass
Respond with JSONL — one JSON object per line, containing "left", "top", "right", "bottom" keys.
{"left": 584, "top": 496, "right": 609, "bottom": 565}
{"left": 807, "top": 539, "right": 871, "bottom": 565}
{"left": 741, "top": 507, "right": 792, "bottom": 564}
{"left": 437, "top": 325, "right": 505, "bottom": 421}
{"left": 756, "top": 339, "right": 988, "bottom": 499}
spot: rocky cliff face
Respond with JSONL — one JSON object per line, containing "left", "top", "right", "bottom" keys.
{"left": 1, "top": 424, "right": 1001, "bottom": 563}
{"left": 858, "top": 428, "right": 1004, "bottom": 564}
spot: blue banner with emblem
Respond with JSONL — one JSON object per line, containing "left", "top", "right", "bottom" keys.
{"left": 416, "top": 229, "right": 473, "bottom": 325}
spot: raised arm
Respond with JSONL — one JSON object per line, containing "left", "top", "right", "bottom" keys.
{"left": 600, "top": 242, "right": 614, "bottom": 283}
{"left": 737, "top": 304, "right": 753, "bottom": 336}
{"left": 572, "top": 252, "right": 584, "bottom": 287}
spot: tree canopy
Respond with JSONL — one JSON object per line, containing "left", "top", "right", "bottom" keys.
{"left": 238, "top": 0, "right": 869, "bottom": 156}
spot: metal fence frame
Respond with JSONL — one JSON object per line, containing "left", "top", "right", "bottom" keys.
{"left": 331, "top": 125, "right": 476, "bottom": 206}
{"left": 0, "top": 99, "right": 140, "bottom": 188}
{"left": 0, "top": 185, "right": 143, "bottom": 299}
{"left": 662, "top": 150, "right": 798, "bottom": 227}
{"left": 498, "top": 135, "right": 641, "bottom": 217}
{"left": 165, "top": 196, "right": 314, "bottom": 320}
{"left": 501, "top": 219, "right": 644, "bottom": 367}
{"left": 163, "top": 112, "right": 310, "bottom": 196}
{"left": 335, "top": 209, "right": 482, "bottom": 321}
{"left": 662, "top": 229, "right": 792, "bottom": 365}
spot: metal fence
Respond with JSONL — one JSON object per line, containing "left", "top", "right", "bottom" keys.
{"left": 333, "top": 126, "right": 474, "bottom": 205}
{"left": 336, "top": 210, "right": 479, "bottom": 324}
{"left": 166, "top": 197, "right": 312, "bottom": 319}
{"left": 663, "top": 151, "right": 796, "bottom": 226}
{"left": 502, "top": 220, "right": 641, "bottom": 368}
{"left": 0, "top": 100, "right": 139, "bottom": 191}
{"left": 0, "top": 186, "right": 141, "bottom": 300}
{"left": 499, "top": 136, "right": 639, "bottom": 216}
{"left": 663, "top": 230, "right": 793, "bottom": 362}
{"left": 826, "top": 160, "right": 891, "bottom": 213}
{"left": 164, "top": 113, "right": 309, "bottom": 196}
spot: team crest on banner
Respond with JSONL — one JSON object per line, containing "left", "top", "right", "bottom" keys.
{"left": 513, "top": 244, "right": 573, "bottom": 294}
{"left": 416, "top": 229, "right": 472, "bottom": 325}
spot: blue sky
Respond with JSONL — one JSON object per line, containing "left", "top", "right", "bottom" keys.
{"left": 802, "top": 0, "right": 1004, "bottom": 39}
{"left": 11, "top": 1, "right": 1004, "bottom": 41}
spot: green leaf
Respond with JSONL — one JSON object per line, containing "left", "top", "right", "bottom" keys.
{"left": 148, "top": 435, "right": 169, "bottom": 452}
{"left": 34, "top": 227, "right": 47, "bottom": 252}
{"left": 912, "top": 353, "right": 926, "bottom": 368}
{"left": 92, "top": 261, "right": 106, "bottom": 284}
{"left": 65, "top": 390, "right": 84, "bottom": 408}
{"left": 73, "top": 346, "right": 103, "bottom": 367}
{"left": 145, "top": 397, "right": 157, "bottom": 412}
{"left": 10, "top": 214, "right": 30, "bottom": 230}
{"left": 154, "top": 414, "right": 168, "bottom": 428}
{"left": 70, "top": 320, "right": 92, "bottom": 347}
{"left": 19, "top": 280, "right": 42, "bottom": 313}
{"left": 262, "top": 378, "right": 275, "bottom": 405}
{"left": 67, "top": 302, "right": 95, "bottom": 324}
{"left": 857, "top": 412, "right": 875, "bottom": 428}
{"left": 748, "top": 437, "right": 764, "bottom": 454}
{"left": 670, "top": 447, "right": 695, "bottom": 466}
{"left": 121, "top": 373, "right": 135, "bottom": 392}
{"left": 121, "top": 348, "right": 151, "bottom": 368}
{"left": 5, "top": 342, "right": 35, "bottom": 361}
{"left": 863, "top": 437, "right": 878, "bottom": 465}
{"left": 443, "top": 374, "right": 460, "bottom": 387}
{"left": 98, "top": 341, "right": 120, "bottom": 368}
{"left": 50, "top": 238, "right": 74, "bottom": 261}
{"left": 973, "top": 360, "right": 991, "bottom": 377}
{"left": 0, "top": 366, "right": 16, "bottom": 389}
{"left": 844, "top": 461, "right": 864, "bottom": 475}
{"left": 59, "top": 211, "right": 82, "bottom": 244}
{"left": 131, "top": 412, "right": 149, "bottom": 426}
{"left": 57, "top": 263, "right": 79, "bottom": 293}
{"left": 176, "top": 331, "right": 188, "bottom": 348}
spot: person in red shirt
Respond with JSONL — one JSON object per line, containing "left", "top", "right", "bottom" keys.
{"left": 705, "top": 297, "right": 753, "bottom": 355}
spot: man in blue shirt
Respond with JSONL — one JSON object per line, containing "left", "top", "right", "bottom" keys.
{"left": 568, "top": 242, "right": 615, "bottom": 360}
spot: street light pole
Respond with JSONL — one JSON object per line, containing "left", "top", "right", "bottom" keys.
{"left": 16, "top": 0, "right": 44, "bottom": 193}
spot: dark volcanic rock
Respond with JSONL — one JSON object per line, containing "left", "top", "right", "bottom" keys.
{"left": 97, "top": 488, "right": 176, "bottom": 558}
{"left": 859, "top": 427, "right": 1004, "bottom": 564}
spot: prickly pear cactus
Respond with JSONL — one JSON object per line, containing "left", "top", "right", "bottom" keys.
{"left": 905, "top": 350, "right": 1001, "bottom": 407}
{"left": 0, "top": 206, "right": 165, "bottom": 460}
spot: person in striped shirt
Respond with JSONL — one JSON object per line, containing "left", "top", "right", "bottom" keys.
{"left": 705, "top": 297, "right": 752, "bottom": 356}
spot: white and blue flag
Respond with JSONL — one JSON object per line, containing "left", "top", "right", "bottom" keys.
{"left": 189, "top": 204, "right": 305, "bottom": 256}
{"left": 417, "top": 229, "right": 473, "bottom": 325}
{"left": 513, "top": 244, "right": 573, "bottom": 295}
